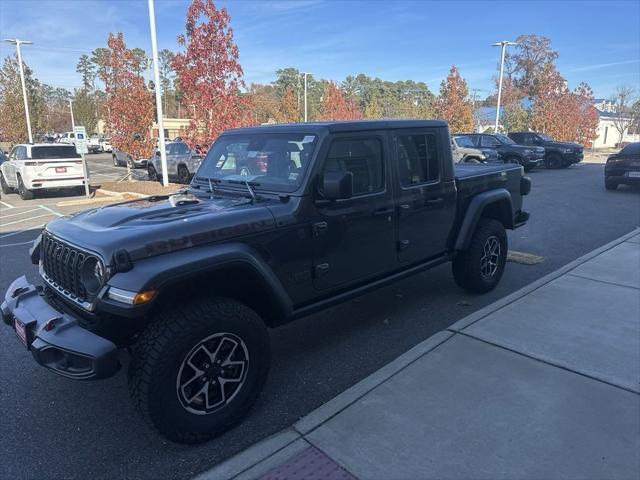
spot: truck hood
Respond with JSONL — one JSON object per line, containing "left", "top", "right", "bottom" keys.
{"left": 44, "top": 192, "right": 276, "bottom": 262}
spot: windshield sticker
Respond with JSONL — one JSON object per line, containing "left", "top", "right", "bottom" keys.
{"left": 302, "top": 136, "right": 315, "bottom": 143}
{"left": 247, "top": 151, "right": 257, "bottom": 158}
{"left": 288, "top": 172, "right": 299, "bottom": 181}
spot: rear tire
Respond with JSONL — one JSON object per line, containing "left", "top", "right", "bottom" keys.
{"left": 128, "top": 298, "right": 270, "bottom": 444}
{"left": 452, "top": 218, "right": 507, "bottom": 293}
{"left": 17, "top": 175, "right": 34, "bottom": 200}
{"left": 604, "top": 177, "right": 618, "bottom": 191}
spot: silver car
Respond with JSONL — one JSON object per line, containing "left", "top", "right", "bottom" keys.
{"left": 148, "top": 141, "right": 203, "bottom": 184}
{"left": 452, "top": 135, "right": 495, "bottom": 163}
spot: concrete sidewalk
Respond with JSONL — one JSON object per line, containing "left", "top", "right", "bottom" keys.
{"left": 201, "top": 229, "right": 640, "bottom": 480}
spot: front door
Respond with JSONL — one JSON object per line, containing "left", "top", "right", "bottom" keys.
{"left": 312, "top": 133, "right": 397, "bottom": 290}
{"left": 393, "top": 129, "right": 456, "bottom": 263}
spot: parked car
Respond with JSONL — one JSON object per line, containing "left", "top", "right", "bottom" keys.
{"left": 508, "top": 131, "right": 584, "bottom": 168}
{"left": 87, "top": 134, "right": 102, "bottom": 154}
{"left": 0, "top": 148, "right": 6, "bottom": 165}
{"left": 148, "top": 141, "right": 203, "bottom": 184}
{"left": 462, "top": 133, "right": 544, "bottom": 171}
{"left": 100, "top": 137, "right": 112, "bottom": 153}
{"left": 57, "top": 131, "right": 77, "bottom": 146}
{"left": 1, "top": 120, "right": 531, "bottom": 443}
{"left": 112, "top": 147, "right": 149, "bottom": 168}
{"left": 604, "top": 142, "right": 640, "bottom": 190}
{"left": 0, "top": 144, "right": 88, "bottom": 200}
{"left": 451, "top": 135, "right": 497, "bottom": 163}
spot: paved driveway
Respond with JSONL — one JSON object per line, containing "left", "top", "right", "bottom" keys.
{"left": 0, "top": 162, "right": 639, "bottom": 479}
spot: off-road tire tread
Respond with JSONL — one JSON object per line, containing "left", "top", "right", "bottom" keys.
{"left": 0, "top": 172, "right": 11, "bottom": 194}
{"left": 128, "top": 298, "right": 269, "bottom": 444}
{"left": 452, "top": 218, "right": 507, "bottom": 293}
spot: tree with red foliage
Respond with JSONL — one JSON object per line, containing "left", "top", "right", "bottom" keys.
{"left": 530, "top": 63, "right": 598, "bottom": 145}
{"left": 319, "top": 81, "right": 362, "bottom": 121}
{"left": 573, "top": 82, "right": 599, "bottom": 146}
{"left": 173, "top": 0, "right": 252, "bottom": 148}
{"left": 433, "top": 65, "right": 474, "bottom": 133}
{"left": 98, "top": 33, "right": 155, "bottom": 178}
{"left": 277, "top": 86, "right": 300, "bottom": 123}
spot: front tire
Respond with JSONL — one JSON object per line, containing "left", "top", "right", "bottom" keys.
{"left": 128, "top": 298, "right": 270, "bottom": 444}
{"left": 0, "top": 171, "right": 12, "bottom": 194}
{"left": 546, "top": 153, "right": 563, "bottom": 169}
{"left": 148, "top": 164, "right": 159, "bottom": 182}
{"left": 605, "top": 177, "right": 618, "bottom": 190}
{"left": 177, "top": 165, "right": 190, "bottom": 184}
{"left": 452, "top": 218, "right": 507, "bottom": 293}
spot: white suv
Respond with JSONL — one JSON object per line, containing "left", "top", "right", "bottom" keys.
{"left": 58, "top": 131, "right": 77, "bottom": 145}
{"left": 0, "top": 144, "right": 89, "bottom": 200}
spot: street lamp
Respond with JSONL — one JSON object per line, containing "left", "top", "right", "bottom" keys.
{"left": 301, "top": 72, "right": 312, "bottom": 122}
{"left": 147, "top": 0, "right": 169, "bottom": 186}
{"left": 492, "top": 40, "right": 518, "bottom": 133}
{"left": 4, "top": 38, "right": 33, "bottom": 143}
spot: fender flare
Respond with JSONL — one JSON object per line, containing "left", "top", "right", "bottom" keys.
{"left": 454, "top": 188, "right": 514, "bottom": 251}
{"left": 106, "top": 242, "right": 293, "bottom": 323}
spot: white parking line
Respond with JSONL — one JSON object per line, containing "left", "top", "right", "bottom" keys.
{"left": 0, "top": 224, "right": 44, "bottom": 239}
{"left": 1, "top": 213, "right": 52, "bottom": 227}
{"left": 0, "top": 208, "right": 42, "bottom": 219}
{"left": 0, "top": 239, "right": 35, "bottom": 248}
{"left": 0, "top": 200, "right": 14, "bottom": 208}
{"left": 38, "top": 204, "right": 64, "bottom": 217}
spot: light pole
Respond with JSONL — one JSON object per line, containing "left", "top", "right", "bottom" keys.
{"left": 4, "top": 38, "right": 33, "bottom": 143}
{"left": 492, "top": 40, "right": 517, "bottom": 133}
{"left": 69, "top": 99, "right": 75, "bottom": 130}
{"left": 147, "top": 0, "right": 169, "bottom": 186}
{"left": 302, "top": 72, "right": 312, "bottom": 122}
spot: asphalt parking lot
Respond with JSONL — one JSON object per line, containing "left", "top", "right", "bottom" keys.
{"left": 1, "top": 161, "right": 639, "bottom": 480}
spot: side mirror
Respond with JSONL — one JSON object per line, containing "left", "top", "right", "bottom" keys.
{"left": 155, "top": 150, "right": 161, "bottom": 156}
{"left": 322, "top": 171, "right": 353, "bottom": 200}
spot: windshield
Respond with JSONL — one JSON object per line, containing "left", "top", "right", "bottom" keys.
{"left": 495, "top": 134, "right": 515, "bottom": 145}
{"left": 196, "top": 133, "right": 318, "bottom": 193}
{"left": 454, "top": 136, "right": 474, "bottom": 148}
{"left": 539, "top": 133, "right": 554, "bottom": 142}
{"left": 31, "top": 145, "right": 81, "bottom": 159}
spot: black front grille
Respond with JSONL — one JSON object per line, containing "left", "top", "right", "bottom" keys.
{"left": 41, "top": 232, "right": 95, "bottom": 301}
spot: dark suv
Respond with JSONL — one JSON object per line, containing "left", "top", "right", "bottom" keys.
{"left": 462, "top": 133, "right": 545, "bottom": 171}
{"left": 2, "top": 120, "right": 531, "bottom": 443}
{"left": 508, "top": 132, "right": 584, "bottom": 168}
{"left": 604, "top": 142, "right": 640, "bottom": 190}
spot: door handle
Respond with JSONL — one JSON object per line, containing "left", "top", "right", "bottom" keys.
{"left": 373, "top": 208, "right": 394, "bottom": 217}
{"left": 426, "top": 197, "right": 444, "bottom": 206}
{"left": 400, "top": 204, "right": 411, "bottom": 210}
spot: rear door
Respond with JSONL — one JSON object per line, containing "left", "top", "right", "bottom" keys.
{"left": 312, "top": 132, "right": 397, "bottom": 290}
{"left": 393, "top": 129, "right": 456, "bottom": 263}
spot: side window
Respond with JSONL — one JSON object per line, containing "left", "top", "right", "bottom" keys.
{"left": 481, "top": 136, "right": 500, "bottom": 147}
{"left": 9, "top": 147, "right": 18, "bottom": 159}
{"left": 70, "top": 133, "right": 75, "bottom": 139}
{"left": 177, "top": 143, "right": 189, "bottom": 155}
{"left": 397, "top": 134, "right": 439, "bottom": 186}
{"left": 17, "top": 147, "right": 27, "bottom": 160}
{"left": 468, "top": 136, "right": 481, "bottom": 147}
{"left": 323, "top": 138, "right": 383, "bottom": 196}
{"left": 523, "top": 134, "right": 535, "bottom": 145}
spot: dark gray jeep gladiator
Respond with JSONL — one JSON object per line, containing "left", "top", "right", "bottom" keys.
{"left": 2, "top": 120, "right": 531, "bottom": 443}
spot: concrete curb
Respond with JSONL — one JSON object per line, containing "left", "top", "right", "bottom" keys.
{"left": 196, "top": 228, "right": 640, "bottom": 480}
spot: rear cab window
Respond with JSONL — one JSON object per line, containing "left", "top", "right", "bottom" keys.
{"left": 396, "top": 133, "right": 439, "bottom": 186}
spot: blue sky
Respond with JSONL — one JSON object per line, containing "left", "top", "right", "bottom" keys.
{"left": 1, "top": 0, "right": 638, "bottom": 99}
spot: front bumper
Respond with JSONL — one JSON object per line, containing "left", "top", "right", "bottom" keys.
{"left": 522, "top": 154, "right": 545, "bottom": 167}
{"left": 1, "top": 276, "right": 119, "bottom": 380}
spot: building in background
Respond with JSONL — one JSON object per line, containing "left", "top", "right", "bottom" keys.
{"left": 592, "top": 99, "right": 639, "bottom": 149}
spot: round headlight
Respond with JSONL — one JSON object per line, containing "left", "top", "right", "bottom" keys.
{"left": 81, "top": 256, "right": 105, "bottom": 296}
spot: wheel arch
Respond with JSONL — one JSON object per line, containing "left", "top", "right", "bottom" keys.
{"left": 107, "top": 243, "right": 293, "bottom": 327}
{"left": 454, "top": 188, "right": 514, "bottom": 251}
